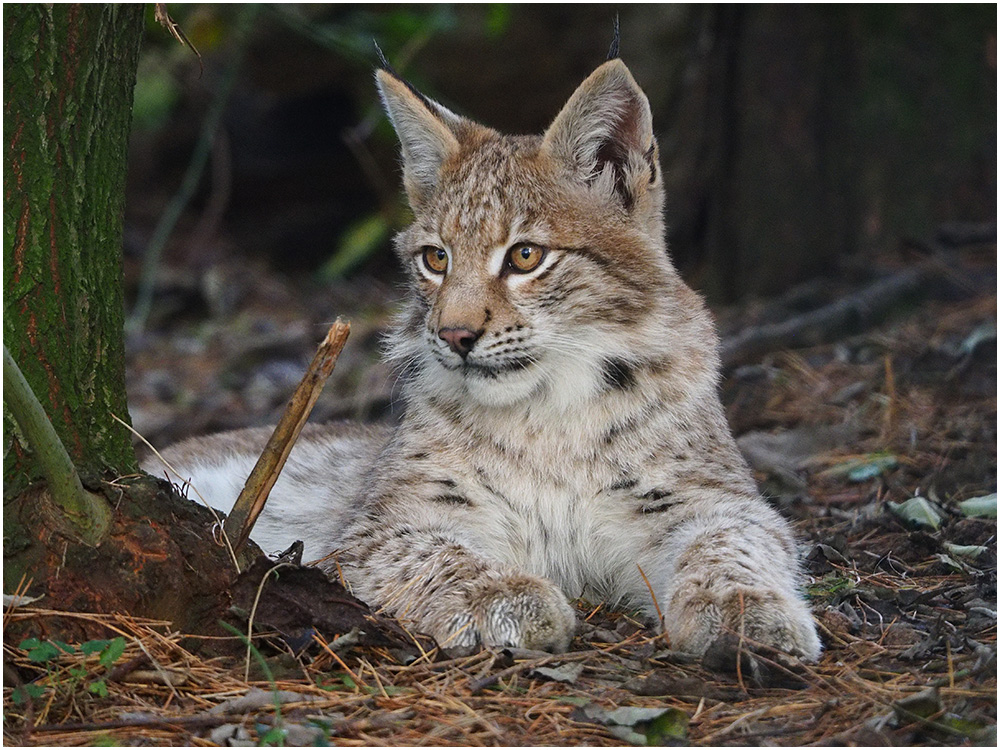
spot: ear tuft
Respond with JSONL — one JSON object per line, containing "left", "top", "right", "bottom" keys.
{"left": 607, "top": 14, "right": 620, "bottom": 60}
{"left": 373, "top": 39, "right": 392, "bottom": 73}
{"left": 541, "top": 60, "right": 657, "bottom": 210}
{"left": 375, "top": 70, "right": 464, "bottom": 208}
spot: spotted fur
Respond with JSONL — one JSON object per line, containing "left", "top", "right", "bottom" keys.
{"left": 151, "top": 60, "right": 821, "bottom": 661}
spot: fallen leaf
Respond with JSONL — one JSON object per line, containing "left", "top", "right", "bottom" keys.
{"left": 892, "top": 686, "right": 942, "bottom": 722}
{"left": 889, "top": 497, "right": 942, "bottom": 530}
{"left": 573, "top": 704, "right": 688, "bottom": 745}
{"left": 942, "top": 542, "right": 988, "bottom": 559}
{"left": 208, "top": 687, "right": 322, "bottom": 715}
{"left": 531, "top": 663, "right": 584, "bottom": 684}
{"left": 2, "top": 593, "right": 43, "bottom": 608}
{"left": 958, "top": 493, "right": 996, "bottom": 519}
{"left": 933, "top": 554, "right": 974, "bottom": 574}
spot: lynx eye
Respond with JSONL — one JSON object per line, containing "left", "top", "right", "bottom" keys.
{"left": 507, "top": 244, "right": 546, "bottom": 274}
{"left": 421, "top": 246, "right": 449, "bottom": 275}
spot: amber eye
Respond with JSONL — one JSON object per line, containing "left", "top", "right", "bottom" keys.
{"left": 421, "top": 246, "right": 448, "bottom": 274}
{"left": 508, "top": 244, "right": 545, "bottom": 273}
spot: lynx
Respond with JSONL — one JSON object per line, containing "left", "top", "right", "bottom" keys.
{"left": 152, "top": 57, "right": 822, "bottom": 663}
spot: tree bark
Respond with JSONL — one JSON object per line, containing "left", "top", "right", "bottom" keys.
{"left": 4, "top": 4, "right": 143, "bottom": 495}
{"left": 2, "top": 5, "right": 256, "bottom": 641}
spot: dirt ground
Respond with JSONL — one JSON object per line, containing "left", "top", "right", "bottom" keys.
{"left": 3, "top": 239, "right": 996, "bottom": 746}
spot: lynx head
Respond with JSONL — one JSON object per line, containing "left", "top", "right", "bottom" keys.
{"left": 378, "top": 59, "right": 683, "bottom": 411}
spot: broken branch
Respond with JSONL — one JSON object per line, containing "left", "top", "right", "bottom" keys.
{"left": 223, "top": 319, "right": 351, "bottom": 553}
{"left": 720, "top": 265, "right": 925, "bottom": 368}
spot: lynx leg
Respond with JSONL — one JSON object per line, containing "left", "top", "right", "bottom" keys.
{"left": 335, "top": 526, "right": 576, "bottom": 652}
{"left": 656, "top": 514, "right": 822, "bottom": 664}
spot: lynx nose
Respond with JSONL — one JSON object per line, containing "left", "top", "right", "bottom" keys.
{"left": 439, "top": 327, "right": 481, "bottom": 358}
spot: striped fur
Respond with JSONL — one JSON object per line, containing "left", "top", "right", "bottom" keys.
{"left": 151, "top": 60, "right": 821, "bottom": 660}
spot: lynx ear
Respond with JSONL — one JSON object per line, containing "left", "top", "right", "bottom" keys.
{"left": 541, "top": 59, "right": 657, "bottom": 210}
{"left": 376, "top": 69, "right": 463, "bottom": 208}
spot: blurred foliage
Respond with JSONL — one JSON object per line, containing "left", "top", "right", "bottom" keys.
{"left": 484, "top": 4, "right": 512, "bottom": 38}
{"left": 130, "top": 4, "right": 486, "bottom": 279}
{"left": 132, "top": 51, "right": 181, "bottom": 132}
{"left": 126, "top": 5, "right": 994, "bottom": 294}
{"left": 320, "top": 209, "right": 398, "bottom": 281}
{"left": 265, "top": 4, "right": 457, "bottom": 65}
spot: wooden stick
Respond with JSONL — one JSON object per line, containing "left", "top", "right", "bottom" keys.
{"left": 223, "top": 319, "right": 350, "bottom": 553}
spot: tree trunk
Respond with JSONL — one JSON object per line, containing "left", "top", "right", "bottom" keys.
{"left": 3, "top": 5, "right": 256, "bottom": 641}
{"left": 4, "top": 4, "right": 142, "bottom": 495}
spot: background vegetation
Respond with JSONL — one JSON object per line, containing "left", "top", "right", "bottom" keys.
{"left": 125, "top": 3, "right": 996, "bottom": 306}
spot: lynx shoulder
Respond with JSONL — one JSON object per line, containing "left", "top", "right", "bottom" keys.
{"left": 152, "top": 57, "right": 822, "bottom": 664}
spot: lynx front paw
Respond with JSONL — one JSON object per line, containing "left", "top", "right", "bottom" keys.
{"left": 663, "top": 582, "right": 822, "bottom": 666}
{"left": 432, "top": 574, "right": 577, "bottom": 653}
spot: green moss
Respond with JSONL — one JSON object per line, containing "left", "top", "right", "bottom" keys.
{"left": 3, "top": 5, "right": 144, "bottom": 495}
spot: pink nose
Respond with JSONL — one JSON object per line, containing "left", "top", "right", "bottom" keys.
{"left": 439, "top": 327, "right": 480, "bottom": 358}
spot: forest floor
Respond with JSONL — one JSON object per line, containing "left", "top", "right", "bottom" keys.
{"left": 3, "top": 238, "right": 996, "bottom": 746}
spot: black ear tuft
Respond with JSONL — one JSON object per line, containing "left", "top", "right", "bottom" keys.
{"left": 373, "top": 42, "right": 440, "bottom": 116}
{"left": 607, "top": 15, "right": 621, "bottom": 60}
{"left": 373, "top": 39, "right": 395, "bottom": 74}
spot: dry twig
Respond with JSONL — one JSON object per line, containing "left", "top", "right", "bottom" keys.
{"left": 223, "top": 320, "right": 351, "bottom": 552}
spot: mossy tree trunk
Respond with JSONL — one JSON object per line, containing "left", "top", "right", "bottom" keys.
{"left": 3, "top": 4, "right": 142, "bottom": 495}
{"left": 3, "top": 5, "right": 254, "bottom": 640}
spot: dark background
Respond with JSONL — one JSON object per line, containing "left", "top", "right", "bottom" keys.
{"left": 125, "top": 4, "right": 996, "bottom": 302}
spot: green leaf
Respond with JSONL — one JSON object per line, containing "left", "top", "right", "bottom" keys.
{"left": 958, "top": 493, "right": 996, "bottom": 519}
{"left": 11, "top": 683, "right": 46, "bottom": 705}
{"left": 340, "top": 674, "right": 357, "bottom": 690}
{"left": 806, "top": 574, "right": 855, "bottom": 600}
{"left": 319, "top": 213, "right": 391, "bottom": 280}
{"left": 87, "top": 679, "right": 109, "bottom": 697}
{"left": 940, "top": 714, "right": 990, "bottom": 737}
{"left": 98, "top": 637, "right": 127, "bottom": 668}
{"left": 18, "top": 637, "right": 42, "bottom": 651}
{"left": 847, "top": 454, "right": 898, "bottom": 482}
{"left": 52, "top": 639, "right": 76, "bottom": 655}
{"left": 644, "top": 707, "right": 689, "bottom": 744}
{"left": 81, "top": 639, "right": 112, "bottom": 655}
{"left": 822, "top": 453, "right": 898, "bottom": 482}
{"left": 258, "top": 726, "right": 286, "bottom": 746}
{"left": 889, "top": 496, "right": 943, "bottom": 530}
{"left": 25, "top": 641, "right": 61, "bottom": 663}
{"left": 575, "top": 704, "right": 689, "bottom": 745}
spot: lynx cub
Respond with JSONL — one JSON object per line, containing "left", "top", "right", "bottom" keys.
{"left": 153, "top": 58, "right": 822, "bottom": 662}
